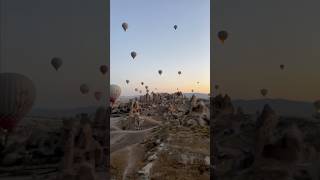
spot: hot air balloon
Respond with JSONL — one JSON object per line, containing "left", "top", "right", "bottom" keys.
{"left": 218, "top": 30, "right": 228, "bottom": 44}
{"left": 174, "top": 25, "right": 178, "bottom": 30}
{"left": 141, "top": 82, "right": 144, "bottom": 86}
{"left": 94, "top": 91, "right": 102, "bottom": 101}
{"left": 260, "top": 88, "right": 268, "bottom": 97}
{"left": 126, "top": 80, "right": 130, "bottom": 84}
{"left": 191, "top": 89, "right": 194, "bottom": 93}
{"left": 131, "top": 51, "right": 137, "bottom": 59}
{"left": 80, "top": 84, "right": 90, "bottom": 94}
{"left": 280, "top": 64, "right": 285, "bottom": 70}
{"left": 215, "top": 85, "right": 219, "bottom": 90}
{"left": 147, "top": 89, "right": 149, "bottom": 93}
{"left": 158, "top": 70, "right": 162, "bottom": 75}
{"left": 145, "top": 86, "right": 148, "bottom": 89}
{"left": 135, "top": 88, "right": 138, "bottom": 92}
{"left": 122, "top": 22, "right": 128, "bottom": 32}
{"left": 110, "top": 84, "right": 121, "bottom": 105}
{"left": 0, "top": 73, "right": 36, "bottom": 131}
{"left": 51, "top": 57, "right": 63, "bottom": 71}
{"left": 178, "top": 71, "right": 181, "bottom": 75}
{"left": 197, "top": 81, "right": 200, "bottom": 85}
{"left": 100, "top": 65, "right": 108, "bottom": 75}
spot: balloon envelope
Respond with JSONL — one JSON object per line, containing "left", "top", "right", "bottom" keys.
{"left": 141, "top": 82, "right": 144, "bottom": 86}
{"left": 51, "top": 57, "right": 63, "bottom": 71}
{"left": 80, "top": 84, "right": 90, "bottom": 94}
{"left": 218, "top": 30, "right": 228, "bottom": 43}
{"left": 122, "top": 22, "right": 128, "bottom": 31}
{"left": 131, "top": 51, "right": 137, "bottom": 59}
{"left": 178, "top": 71, "right": 181, "bottom": 75}
{"left": 174, "top": 25, "right": 178, "bottom": 30}
{"left": 100, "top": 65, "right": 108, "bottom": 75}
{"left": 94, "top": 91, "right": 102, "bottom": 101}
{"left": 126, "top": 80, "right": 130, "bottom": 84}
{"left": 260, "top": 89, "right": 268, "bottom": 97}
{"left": 110, "top": 84, "right": 121, "bottom": 104}
{"left": 0, "top": 73, "right": 36, "bottom": 131}
{"left": 158, "top": 70, "right": 162, "bottom": 75}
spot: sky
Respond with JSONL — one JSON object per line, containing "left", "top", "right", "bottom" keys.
{"left": 1, "top": 0, "right": 108, "bottom": 109}
{"left": 213, "top": 0, "right": 320, "bottom": 102}
{"left": 110, "top": 0, "right": 210, "bottom": 96}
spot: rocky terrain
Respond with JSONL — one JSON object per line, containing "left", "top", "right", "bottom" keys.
{"left": 110, "top": 92, "right": 210, "bottom": 180}
{"left": 212, "top": 94, "right": 320, "bottom": 180}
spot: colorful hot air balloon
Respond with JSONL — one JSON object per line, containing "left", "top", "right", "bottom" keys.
{"left": 51, "top": 57, "right": 63, "bottom": 71}
{"left": 218, "top": 30, "right": 228, "bottom": 44}
{"left": 122, "top": 22, "right": 128, "bottom": 32}
{"left": 158, "top": 70, "right": 162, "bottom": 75}
{"left": 131, "top": 51, "right": 137, "bottom": 59}
{"left": 126, "top": 80, "right": 130, "bottom": 84}
{"left": 174, "top": 25, "right": 178, "bottom": 30}
{"left": 0, "top": 73, "right": 36, "bottom": 131}
{"left": 260, "top": 88, "right": 268, "bottom": 97}
{"left": 94, "top": 91, "right": 102, "bottom": 101}
{"left": 178, "top": 71, "right": 181, "bottom": 75}
{"left": 80, "top": 84, "right": 90, "bottom": 94}
{"left": 110, "top": 84, "right": 121, "bottom": 105}
{"left": 280, "top": 64, "right": 285, "bottom": 70}
{"left": 100, "top": 65, "right": 108, "bottom": 75}
{"left": 141, "top": 82, "right": 144, "bottom": 86}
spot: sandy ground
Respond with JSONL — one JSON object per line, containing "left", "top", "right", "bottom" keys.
{"left": 110, "top": 116, "right": 161, "bottom": 179}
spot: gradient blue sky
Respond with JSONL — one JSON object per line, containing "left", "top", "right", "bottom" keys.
{"left": 111, "top": 0, "right": 210, "bottom": 96}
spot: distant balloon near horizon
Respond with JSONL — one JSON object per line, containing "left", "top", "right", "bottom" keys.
{"left": 280, "top": 64, "right": 285, "bottom": 70}
{"left": 122, "top": 22, "right": 128, "bottom": 32}
{"left": 51, "top": 57, "right": 63, "bottom": 71}
{"left": 100, "top": 65, "right": 108, "bottom": 75}
{"left": 141, "top": 82, "right": 144, "bottom": 86}
{"left": 110, "top": 84, "right": 121, "bottom": 105}
{"left": 145, "top": 86, "right": 148, "bottom": 89}
{"left": 158, "top": 70, "right": 162, "bottom": 75}
{"left": 174, "top": 25, "right": 178, "bottom": 30}
{"left": 197, "top": 81, "right": 200, "bottom": 84}
{"left": 260, "top": 88, "right": 268, "bottom": 97}
{"left": 0, "top": 73, "right": 36, "bottom": 131}
{"left": 80, "top": 84, "right": 89, "bottom": 95}
{"left": 191, "top": 89, "right": 194, "bottom": 93}
{"left": 135, "top": 88, "right": 138, "bottom": 92}
{"left": 218, "top": 30, "right": 228, "bottom": 44}
{"left": 131, "top": 51, "right": 137, "bottom": 59}
{"left": 178, "top": 71, "right": 181, "bottom": 75}
{"left": 126, "top": 80, "right": 130, "bottom": 84}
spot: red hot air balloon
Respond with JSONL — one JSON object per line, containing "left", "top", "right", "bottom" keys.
{"left": 0, "top": 73, "right": 36, "bottom": 132}
{"left": 110, "top": 84, "right": 121, "bottom": 105}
